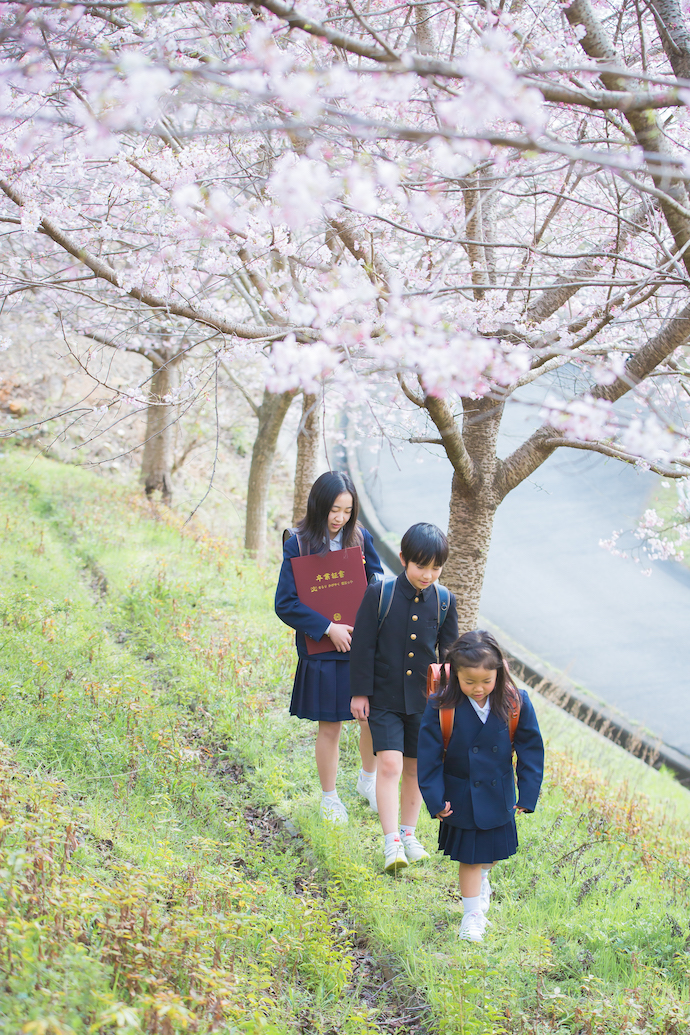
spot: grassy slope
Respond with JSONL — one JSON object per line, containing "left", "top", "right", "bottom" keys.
{"left": 1, "top": 452, "right": 690, "bottom": 1034}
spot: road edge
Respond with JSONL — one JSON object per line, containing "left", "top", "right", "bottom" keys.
{"left": 344, "top": 428, "right": 690, "bottom": 788}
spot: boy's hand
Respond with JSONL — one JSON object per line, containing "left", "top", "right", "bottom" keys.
{"left": 328, "top": 623, "right": 353, "bottom": 652}
{"left": 350, "top": 695, "right": 370, "bottom": 719}
{"left": 435, "top": 801, "right": 453, "bottom": 819}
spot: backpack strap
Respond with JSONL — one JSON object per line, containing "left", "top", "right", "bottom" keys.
{"left": 433, "top": 583, "right": 450, "bottom": 629}
{"left": 376, "top": 576, "right": 397, "bottom": 632}
{"left": 282, "top": 528, "right": 304, "bottom": 556}
{"left": 439, "top": 707, "right": 455, "bottom": 758}
{"left": 507, "top": 689, "right": 521, "bottom": 747}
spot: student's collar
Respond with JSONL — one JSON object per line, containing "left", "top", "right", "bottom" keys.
{"left": 398, "top": 571, "right": 432, "bottom": 600}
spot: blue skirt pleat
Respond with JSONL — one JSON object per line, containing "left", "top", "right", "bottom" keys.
{"left": 289, "top": 657, "right": 353, "bottom": 723}
{"left": 438, "top": 817, "right": 518, "bottom": 864}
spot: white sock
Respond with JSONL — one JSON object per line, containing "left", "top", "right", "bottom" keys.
{"left": 384, "top": 832, "right": 401, "bottom": 849}
{"left": 360, "top": 769, "right": 376, "bottom": 781}
{"left": 400, "top": 825, "right": 415, "bottom": 839}
{"left": 481, "top": 867, "right": 492, "bottom": 882}
{"left": 321, "top": 790, "right": 340, "bottom": 803}
{"left": 462, "top": 895, "right": 481, "bottom": 914}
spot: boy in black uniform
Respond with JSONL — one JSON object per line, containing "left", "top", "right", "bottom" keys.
{"left": 350, "top": 523, "right": 458, "bottom": 873}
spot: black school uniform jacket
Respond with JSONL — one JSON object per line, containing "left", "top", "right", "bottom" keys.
{"left": 349, "top": 572, "right": 458, "bottom": 714}
{"left": 417, "top": 690, "right": 544, "bottom": 829}
{"left": 275, "top": 527, "right": 383, "bottom": 662}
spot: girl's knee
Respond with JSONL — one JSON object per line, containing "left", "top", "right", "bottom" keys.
{"left": 317, "top": 721, "right": 341, "bottom": 741}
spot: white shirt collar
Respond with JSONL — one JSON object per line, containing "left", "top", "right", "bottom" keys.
{"left": 468, "top": 696, "right": 491, "bottom": 723}
{"left": 328, "top": 529, "right": 343, "bottom": 551}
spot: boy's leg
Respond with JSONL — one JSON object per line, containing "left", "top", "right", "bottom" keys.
{"left": 376, "top": 750, "right": 403, "bottom": 833}
{"left": 357, "top": 719, "right": 376, "bottom": 774}
{"left": 356, "top": 719, "right": 378, "bottom": 811}
{"left": 400, "top": 756, "right": 423, "bottom": 828}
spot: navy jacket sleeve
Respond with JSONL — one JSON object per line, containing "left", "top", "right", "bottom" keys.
{"left": 349, "top": 581, "right": 381, "bottom": 699}
{"left": 438, "top": 592, "right": 458, "bottom": 659}
{"left": 274, "top": 534, "right": 331, "bottom": 642}
{"left": 417, "top": 700, "right": 447, "bottom": 819}
{"left": 362, "top": 528, "right": 384, "bottom": 583}
{"left": 514, "top": 690, "right": 544, "bottom": 813}
{"left": 275, "top": 528, "right": 383, "bottom": 645}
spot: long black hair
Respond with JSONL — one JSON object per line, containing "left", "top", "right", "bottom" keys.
{"left": 296, "top": 471, "right": 363, "bottom": 555}
{"left": 433, "top": 630, "right": 518, "bottom": 723}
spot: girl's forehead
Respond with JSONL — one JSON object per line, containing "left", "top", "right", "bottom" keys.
{"left": 455, "top": 663, "right": 496, "bottom": 677}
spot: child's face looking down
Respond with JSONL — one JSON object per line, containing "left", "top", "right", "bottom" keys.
{"left": 455, "top": 665, "right": 497, "bottom": 707}
{"left": 327, "top": 492, "right": 353, "bottom": 538}
{"left": 400, "top": 557, "right": 443, "bottom": 591}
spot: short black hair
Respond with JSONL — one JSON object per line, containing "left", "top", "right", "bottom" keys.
{"left": 400, "top": 522, "right": 448, "bottom": 567}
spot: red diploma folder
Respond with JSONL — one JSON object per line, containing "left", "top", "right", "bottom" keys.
{"left": 290, "top": 546, "right": 368, "bottom": 655}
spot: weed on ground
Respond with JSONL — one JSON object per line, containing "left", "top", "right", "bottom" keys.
{"left": 1, "top": 452, "right": 690, "bottom": 1034}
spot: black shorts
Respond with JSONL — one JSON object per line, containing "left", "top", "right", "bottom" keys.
{"left": 367, "top": 708, "right": 423, "bottom": 757}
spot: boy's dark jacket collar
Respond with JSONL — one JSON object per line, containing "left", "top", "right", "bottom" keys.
{"left": 397, "top": 570, "right": 433, "bottom": 601}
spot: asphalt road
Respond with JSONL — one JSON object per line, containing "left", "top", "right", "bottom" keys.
{"left": 356, "top": 396, "right": 690, "bottom": 758}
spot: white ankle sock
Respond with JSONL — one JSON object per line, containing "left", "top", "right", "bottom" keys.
{"left": 360, "top": 769, "right": 376, "bottom": 781}
{"left": 321, "top": 790, "right": 339, "bottom": 803}
{"left": 481, "top": 867, "right": 491, "bottom": 882}
{"left": 400, "top": 825, "right": 415, "bottom": 839}
{"left": 384, "top": 832, "right": 401, "bottom": 849}
{"left": 462, "top": 895, "right": 481, "bottom": 914}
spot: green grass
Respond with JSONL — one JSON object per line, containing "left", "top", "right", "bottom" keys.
{"left": 2, "top": 450, "right": 690, "bottom": 1034}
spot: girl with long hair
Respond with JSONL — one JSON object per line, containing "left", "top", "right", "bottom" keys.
{"left": 417, "top": 630, "right": 544, "bottom": 942}
{"left": 275, "top": 471, "right": 383, "bottom": 823}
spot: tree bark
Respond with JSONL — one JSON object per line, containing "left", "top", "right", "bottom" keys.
{"left": 245, "top": 387, "right": 296, "bottom": 560}
{"left": 292, "top": 392, "right": 320, "bottom": 525}
{"left": 141, "top": 358, "right": 180, "bottom": 504}
{"left": 427, "top": 395, "right": 504, "bottom": 631}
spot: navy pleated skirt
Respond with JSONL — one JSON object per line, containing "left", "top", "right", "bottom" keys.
{"left": 289, "top": 657, "right": 353, "bottom": 723}
{"left": 438, "top": 817, "right": 518, "bottom": 864}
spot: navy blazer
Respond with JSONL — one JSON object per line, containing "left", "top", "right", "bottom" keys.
{"left": 417, "top": 690, "right": 544, "bottom": 830}
{"left": 275, "top": 527, "right": 383, "bottom": 662}
{"left": 349, "top": 573, "right": 458, "bottom": 714}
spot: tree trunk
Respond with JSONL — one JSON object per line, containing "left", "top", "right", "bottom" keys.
{"left": 245, "top": 387, "right": 296, "bottom": 560}
{"left": 292, "top": 392, "right": 320, "bottom": 526}
{"left": 438, "top": 396, "right": 504, "bottom": 632}
{"left": 141, "top": 359, "right": 180, "bottom": 504}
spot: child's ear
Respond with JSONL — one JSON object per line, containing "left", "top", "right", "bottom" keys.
{"left": 399, "top": 552, "right": 407, "bottom": 568}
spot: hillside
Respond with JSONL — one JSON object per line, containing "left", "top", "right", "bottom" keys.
{"left": 1, "top": 451, "right": 690, "bottom": 1035}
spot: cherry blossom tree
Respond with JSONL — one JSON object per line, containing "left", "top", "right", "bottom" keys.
{"left": 1, "top": 1, "right": 690, "bottom": 615}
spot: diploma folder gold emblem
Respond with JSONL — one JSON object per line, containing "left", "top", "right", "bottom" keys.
{"left": 290, "top": 546, "right": 368, "bottom": 655}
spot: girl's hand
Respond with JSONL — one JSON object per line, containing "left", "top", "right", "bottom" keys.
{"left": 328, "top": 623, "right": 353, "bottom": 652}
{"left": 350, "top": 695, "right": 370, "bottom": 720}
{"left": 514, "top": 806, "right": 528, "bottom": 814}
{"left": 435, "top": 801, "right": 453, "bottom": 819}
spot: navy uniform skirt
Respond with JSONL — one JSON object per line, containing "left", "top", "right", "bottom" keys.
{"left": 438, "top": 816, "right": 518, "bottom": 864}
{"left": 289, "top": 657, "right": 353, "bottom": 723}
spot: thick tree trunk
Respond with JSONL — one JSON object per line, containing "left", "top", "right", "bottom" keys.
{"left": 445, "top": 476, "right": 499, "bottom": 634}
{"left": 292, "top": 392, "right": 319, "bottom": 525}
{"left": 245, "top": 387, "right": 296, "bottom": 560}
{"left": 438, "top": 396, "right": 504, "bottom": 632}
{"left": 141, "top": 359, "right": 180, "bottom": 504}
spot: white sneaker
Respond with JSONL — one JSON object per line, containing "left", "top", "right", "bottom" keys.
{"left": 320, "top": 798, "right": 348, "bottom": 825}
{"left": 401, "top": 833, "right": 430, "bottom": 863}
{"left": 356, "top": 773, "right": 378, "bottom": 812}
{"left": 384, "top": 838, "right": 409, "bottom": 874}
{"left": 480, "top": 876, "right": 492, "bottom": 914}
{"left": 459, "top": 910, "right": 486, "bottom": 943}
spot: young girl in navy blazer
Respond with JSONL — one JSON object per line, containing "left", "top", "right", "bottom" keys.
{"left": 417, "top": 630, "right": 544, "bottom": 942}
{"left": 275, "top": 471, "right": 383, "bottom": 824}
